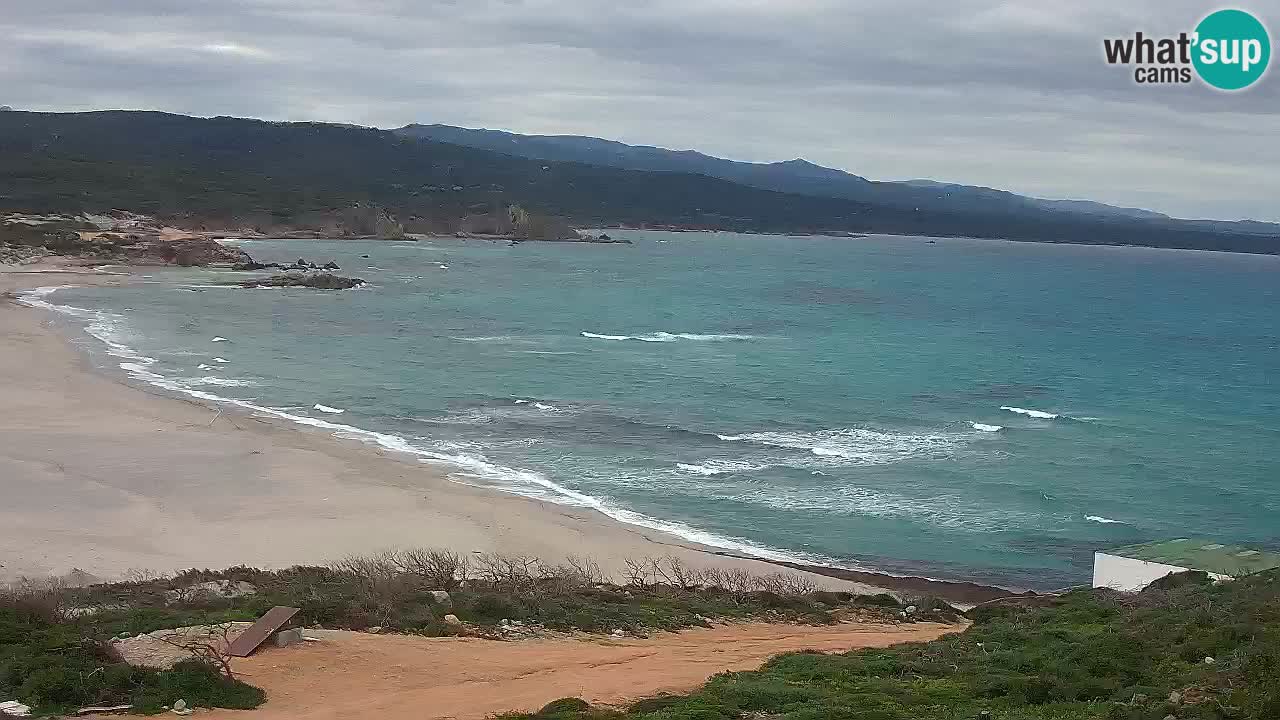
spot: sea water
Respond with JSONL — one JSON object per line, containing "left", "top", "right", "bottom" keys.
{"left": 28, "top": 231, "right": 1280, "bottom": 589}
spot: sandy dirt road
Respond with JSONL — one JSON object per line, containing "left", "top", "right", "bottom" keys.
{"left": 202, "top": 621, "right": 960, "bottom": 720}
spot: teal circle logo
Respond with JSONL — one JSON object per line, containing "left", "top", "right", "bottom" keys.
{"left": 1193, "top": 9, "right": 1271, "bottom": 90}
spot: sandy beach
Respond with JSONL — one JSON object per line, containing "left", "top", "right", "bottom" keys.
{"left": 0, "top": 262, "right": 886, "bottom": 591}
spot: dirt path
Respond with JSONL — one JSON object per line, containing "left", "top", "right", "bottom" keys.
{"left": 202, "top": 621, "right": 960, "bottom": 720}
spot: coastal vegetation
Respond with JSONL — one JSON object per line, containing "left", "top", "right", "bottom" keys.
{"left": 501, "top": 569, "right": 1280, "bottom": 720}
{"left": 0, "top": 551, "right": 951, "bottom": 715}
{"left": 2, "top": 110, "right": 1277, "bottom": 253}
{"left": 5, "top": 551, "right": 1280, "bottom": 718}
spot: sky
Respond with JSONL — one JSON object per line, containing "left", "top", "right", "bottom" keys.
{"left": 3, "top": 0, "right": 1278, "bottom": 221}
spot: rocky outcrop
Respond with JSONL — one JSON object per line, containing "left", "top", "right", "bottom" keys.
{"left": 119, "top": 236, "right": 252, "bottom": 266}
{"left": 232, "top": 258, "right": 340, "bottom": 272}
{"left": 239, "top": 273, "right": 364, "bottom": 289}
{"left": 2, "top": 215, "right": 253, "bottom": 266}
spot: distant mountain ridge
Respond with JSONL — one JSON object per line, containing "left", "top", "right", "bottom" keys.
{"left": 397, "top": 124, "right": 1275, "bottom": 233}
{"left": 0, "top": 111, "right": 1277, "bottom": 254}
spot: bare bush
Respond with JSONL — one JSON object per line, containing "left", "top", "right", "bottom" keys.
{"left": 121, "top": 567, "right": 169, "bottom": 584}
{"left": 396, "top": 548, "right": 469, "bottom": 590}
{"left": 536, "top": 555, "right": 605, "bottom": 593}
{"left": 330, "top": 550, "right": 402, "bottom": 582}
{"left": 755, "top": 572, "right": 820, "bottom": 596}
{"left": 472, "top": 553, "right": 540, "bottom": 592}
{"left": 623, "top": 557, "right": 655, "bottom": 587}
{"left": 652, "top": 556, "right": 702, "bottom": 592}
{"left": 156, "top": 624, "right": 239, "bottom": 679}
{"left": 1, "top": 576, "right": 69, "bottom": 622}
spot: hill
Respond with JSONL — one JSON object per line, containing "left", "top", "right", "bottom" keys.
{"left": 0, "top": 111, "right": 1277, "bottom": 253}
{"left": 397, "top": 123, "right": 1279, "bottom": 235}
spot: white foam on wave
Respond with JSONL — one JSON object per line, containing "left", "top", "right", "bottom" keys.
{"left": 213, "top": 357, "right": 230, "bottom": 363}
{"left": 1000, "top": 406, "right": 1059, "bottom": 419}
{"left": 453, "top": 335, "right": 520, "bottom": 342}
{"left": 211, "top": 336, "right": 228, "bottom": 342}
{"left": 313, "top": 403, "right": 346, "bottom": 414}
{"left": 1085, "top": 515, "right": 1125, "bottom": 524}
{"left": 971, "top": 422, "right": 1003, "bottom": 432}
{"left": 14, "top": 286, "right": 834, "bottom": 571}
{"left": 582, "top": 330, "right": 755, "bottom": 342}
{"left": 184, "top": 376, "right": 257, "bottom": 387}
{"left": 717, "top": 427, "right": 963, "bottom": 465}
{"left": 676, "top": 459, "right": 764, "bottom": 476}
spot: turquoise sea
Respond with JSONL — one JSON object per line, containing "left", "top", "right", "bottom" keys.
{"left": 27, "top": 231, "right": 1280, "bottom": 590}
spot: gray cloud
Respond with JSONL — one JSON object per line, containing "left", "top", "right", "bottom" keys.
{"left": 2, "top": 0, "right": 1278, "bottom": 220}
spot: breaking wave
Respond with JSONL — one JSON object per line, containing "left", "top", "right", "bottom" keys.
{"left": 582, "top": 330, "right": 755, "bottom": 342}
{"left": 183, "top": 376, "right": 257, "bottom": 387}
{"left": 717, "top": 427, "right": 964, "bottom": 465}
{"left": 676, "top": 459, "right": 765, "bottom": 476}
{"left": 313, "top": 403, "right": 346, "bottom": 414}
{"left": 1085, "top": 515, "right": 1125, "bottom": 524}
{"left": 971, "top": 422, "right": 1003, "bottom": 432}
{"left": 1000, "top": 406, "right": 1059, "bottom": 419}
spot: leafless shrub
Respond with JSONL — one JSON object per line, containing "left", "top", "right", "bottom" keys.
{"left": 708, "top": 567, "right": 757, "bottom": 595}
{"left": 156, "top": 624, "right": 239, "bottom": 679}
{"left": 0, "top": 576, "right": 69, "bottom": 622}
{"left": 331, "top": 550, "right": 402, "bottom": 582}
{"left": 755, "top": 572, "right": 820, "bottom": 595}
{"left": 652, "top": 555, "right": 702, "bottom": 592}
{"left": 565, "top": 555, "right": 605, "bottom": 585}
{"left": 536, "top": 555, "right": 605, "bottom": 593}
{"left": 472, "top": 553, "right": 540, "bottom": 592}
{"left": 396, "top": 548, "right": 469, "bottom": 590}
{"left": 623, "top": 557, "right": 655, "bottom": 587}
{"left": 121, "top": 568, "right": 169, "bottom": 584}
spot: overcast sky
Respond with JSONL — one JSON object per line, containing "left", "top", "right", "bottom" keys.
{"left": 4, "top": 0, "right": 1278, "bottom": 221}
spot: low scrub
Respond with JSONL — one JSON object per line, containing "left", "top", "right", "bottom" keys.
{"left": 0, "top": 590, "right": 262, "bottom": 716}
{"left": 2, "top": 551, "right": 941, "bottom": 714}
{"left": 499, "top": 569, "right": 1280, "bottom": 720}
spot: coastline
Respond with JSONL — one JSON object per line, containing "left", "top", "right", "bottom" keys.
{"left": 0, "top": 261, "right": 1016, "bottom": 605}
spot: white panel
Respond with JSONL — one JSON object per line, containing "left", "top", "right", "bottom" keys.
{"left": 1092, "top": 552, "right": 1191, "bottom": 592}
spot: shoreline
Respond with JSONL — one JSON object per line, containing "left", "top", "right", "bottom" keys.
{"left": 0, "top": 261, "right": 1018, "bottom": 605}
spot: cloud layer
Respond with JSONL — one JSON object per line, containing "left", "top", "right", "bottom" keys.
{"left": 3, "top": 0, "right": 1278, "bottom": 220}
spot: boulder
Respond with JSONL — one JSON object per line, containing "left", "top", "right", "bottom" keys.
{"left": 164, "top": 580, "right": 257, "bottom": 604}
{"left": 272, "top": 628, "right": 304, "bottom": 647}
{"left": 428, "top": 590, "right": 452, "bottom": 606}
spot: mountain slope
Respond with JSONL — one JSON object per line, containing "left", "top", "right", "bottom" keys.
{"left": 398, "top": 124, "right": 1277, "bottom": 233}
{"left": 0, "top": 111, "right": 1276, "bottom": 253}
{"left": 397, "top": 123, "right": 875, "bottom": 201}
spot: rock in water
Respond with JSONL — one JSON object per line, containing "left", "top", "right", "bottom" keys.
{"left": 238, "top": 273, "right": 364, "bottom": 289}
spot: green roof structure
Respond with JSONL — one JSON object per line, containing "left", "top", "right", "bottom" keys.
{"left": 1105, "top": 538, "right": 1280, "bottom": 577}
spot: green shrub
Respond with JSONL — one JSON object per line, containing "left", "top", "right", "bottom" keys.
{"left": 538, "top": 696, "right": 593, "bottom": 715}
